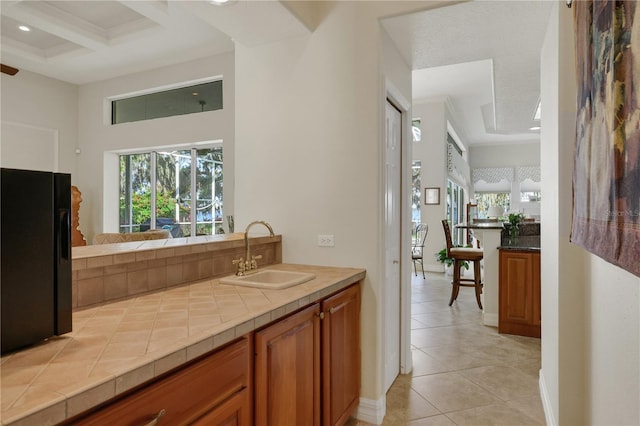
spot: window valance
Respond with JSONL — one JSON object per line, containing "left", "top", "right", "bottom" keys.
{"left": 517, "top": 166, "right": 541, "bottom": 183}
{"left": 472, "top": 167, "right": 514, "bottom": 184}
{"left": 472, "top": 166, "right": 541, "bottom": 185}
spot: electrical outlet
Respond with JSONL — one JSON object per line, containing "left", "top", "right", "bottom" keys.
{"left": 317, "top": 234, "right": 335, "bottom": 247}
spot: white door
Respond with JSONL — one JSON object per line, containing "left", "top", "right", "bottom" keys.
{"left": 383, "top": 100, "right": 402, "bottom": 392}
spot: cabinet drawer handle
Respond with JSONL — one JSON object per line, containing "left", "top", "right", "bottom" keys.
{"left": 144, "top": 409, "right": 166, "bottom": 426}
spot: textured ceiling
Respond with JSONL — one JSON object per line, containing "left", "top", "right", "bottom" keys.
{"left": 382, "top": 0, "right": 553, "bottom": 145}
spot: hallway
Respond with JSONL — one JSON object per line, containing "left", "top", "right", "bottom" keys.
{"left": 353, "top": 272, "right": 544, "bottom": 425}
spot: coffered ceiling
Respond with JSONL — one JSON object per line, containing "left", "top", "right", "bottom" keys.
{"left": 0, "top": 0, "right": 309, "bottom": 85}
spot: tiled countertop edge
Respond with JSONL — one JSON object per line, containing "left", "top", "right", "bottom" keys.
{"left": 72, "top": 234, "right": 280, "bottom": 269}
{"left": 3, "top": 267, "right": 366, "bottom": 426}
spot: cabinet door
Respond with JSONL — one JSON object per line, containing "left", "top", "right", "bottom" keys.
{"left": 255, "top": 303, "right": 321, "bottom": 426}
{"left": 499, "top": 250, "right": 540, "bottom": 338}
{"left": 321, "top": 284, "right": 361, "bottom": 426}
{"left": 532, "top": 252, "right": 541, "bottom": 327}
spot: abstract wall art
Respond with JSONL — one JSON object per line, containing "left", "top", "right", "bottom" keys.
{"left": 571, "top": 0, "right": 640, "bottom": 277}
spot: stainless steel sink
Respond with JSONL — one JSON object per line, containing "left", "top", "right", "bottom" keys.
{"left": 219, "top": 270, "right": 316, "bottom": 289}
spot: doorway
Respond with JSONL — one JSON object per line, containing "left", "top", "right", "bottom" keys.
{"left": 383, "top": 99, "right": 402, "bottom": 392}
{"left": 382, "top": 87, "right": 413, "bottom": 394}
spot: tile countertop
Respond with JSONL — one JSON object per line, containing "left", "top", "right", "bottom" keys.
{"left": 0, "top": 264, "right": 366, "bottom": 426}
{"left": 72, "top": 232, "right": 247, "bottom": 260}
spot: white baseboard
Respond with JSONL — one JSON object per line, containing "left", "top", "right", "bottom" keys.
{"left": 539, "top": 369, "right": 557, "bottom": 426}
{"left": 483, "top": 312, "right": 498, "bottom": 327}
{"left": 355, "top": 395, "right": 386, "bottom": 425}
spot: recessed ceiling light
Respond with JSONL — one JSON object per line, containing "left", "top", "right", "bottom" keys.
{"left": 209, "top": 0, "right": 231, "bottom": 4}
{"left": 529, "top": 126, "right": 541, "bottom": 131}
{"left": 192, "top": 92, "right": 199, "bottom": 96}
{"left": 18, "top": 25, "right": 31, "bottom": 32}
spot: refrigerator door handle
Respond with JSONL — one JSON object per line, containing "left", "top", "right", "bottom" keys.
{"left": 59, "top": 209, "right": 70, "bottom": 261}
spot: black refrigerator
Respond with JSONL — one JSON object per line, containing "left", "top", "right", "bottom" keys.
{"left": 1, "top": 168, "right": 72, "bottom": 354}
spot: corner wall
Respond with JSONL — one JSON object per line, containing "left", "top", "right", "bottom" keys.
{"left": 540, "top": 3, "right": 586, "bottom": 424}
{"left": 234, "top": 2, "right": 421, "bottom": 420}
{"left": 412, "top": 101, "right": 447, "bottom": 272}
{"left": 540, "top": 3, "right": 640, "bottom": 425}
{"left": 234, "top": 2, "right": 383, "bottom": 408}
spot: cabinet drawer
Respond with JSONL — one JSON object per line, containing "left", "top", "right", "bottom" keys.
{"left": 71, "top": 336, "right": 251, "bottom": 426}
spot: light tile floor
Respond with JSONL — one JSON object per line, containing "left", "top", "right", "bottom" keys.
{"left": 349, "top": 272, "right": 544, "bottom": 425}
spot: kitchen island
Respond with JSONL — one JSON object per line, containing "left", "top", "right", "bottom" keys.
{"left": 1, "top": 263, "right": 365, "bottom": 425}
{"left": 498, "top": 232, "right": 541, "bottom": 338}
{"left": 455, "top": 222, "right": 504, "bottom": 326}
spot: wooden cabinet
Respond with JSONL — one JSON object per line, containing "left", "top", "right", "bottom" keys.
{"left": 68, "top": 336, "right": 252, "bottom": 426}
{"left": 255, "top": 303, "right": 321, "bottom": 426}
{"left": 321, "top": 284, "right": 361, "bottom": 426}
{"left": 65, "top": 283, "right": 361, "bottom": 426}
{"left": 498, "top": 250, "right": 541, "bottom": 338}
{"left": 255, "top": 283, "right": 361, "bottom": 426}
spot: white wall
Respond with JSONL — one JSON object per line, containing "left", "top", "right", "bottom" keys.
{"left": 76, "top": 53, "right": 235, "bottom": 242}
{"left": 412, "top": 99, "right": 472, "bottom": 271}
{"left": 540, "top": 4, "right": 586, "bottom": 423}
{"left": 235, "top": 1, "right": 423, "bottom": 419}
{"left": 469, "top": 142, "right": 540, "bottom": 169}
{"left": 235, "top": 1, "right": 383, "bottom": 405}
{"left": 586, "top": 257, "right": 639, "bottom": 424}
{"left": 412, "top": 101, "right": 448, "bottom": 272}
{"left": 540, "top": 4, "right": 640, "bottom": 425}
{"left": 1, "top": 70, "right": 78, "bottom": 176}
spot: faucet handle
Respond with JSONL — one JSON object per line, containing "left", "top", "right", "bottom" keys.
{"left": 232, "top": 257, "right": 246, "bottom": 275}
{"left": 250, "top": 254, "right": 262, "bottom": 270}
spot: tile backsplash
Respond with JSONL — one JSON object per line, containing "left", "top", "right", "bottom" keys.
{"left": 72, "top": 235, "right": 282, "bottom": 308}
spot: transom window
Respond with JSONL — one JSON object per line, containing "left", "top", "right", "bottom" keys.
{"left": 112, "top": 80, "right": 223, "bottom": 125}
{"left": 119, "top": 146, "right": 223, "bottom": 236}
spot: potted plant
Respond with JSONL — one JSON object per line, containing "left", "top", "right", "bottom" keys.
{"left": 435, "top": 248, "right": 470, "bottom": 276}
{"left": 507, "top": 212, "right": 525, "bottom": 241}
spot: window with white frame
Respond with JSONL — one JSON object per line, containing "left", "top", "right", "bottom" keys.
{"left": 446, "top": 179, "right": 465, "bottom": 245}
{"left": 474, "top": 193, "right": 511, "bottom": 218}
{"left": 119, "top": 146, "right": 223, "bottom": 236}
{"left": 412, "top": 161, "right": 422, "bottom": 230}
{"left": 412, "top": 119, "right": 421, "bottom": 142}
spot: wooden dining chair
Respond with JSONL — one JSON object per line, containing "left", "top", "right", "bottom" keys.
{"left": 441, "top": 220, "right": 484, "bottom": 309}
{"left": 412, "top": 223, "right": 429, "bottom": 278}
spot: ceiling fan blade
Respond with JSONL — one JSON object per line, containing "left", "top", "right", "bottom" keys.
{"left": 1, "top": 64, "right": 19, "bottom": 76}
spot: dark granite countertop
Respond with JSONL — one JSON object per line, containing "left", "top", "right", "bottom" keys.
{"left": 499, "top": 235, "right": 541, "bottom": 252}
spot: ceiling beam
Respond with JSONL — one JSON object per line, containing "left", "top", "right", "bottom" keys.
{"left": 175, "top": 0, "right": 309, "bottom": 47}
{"left": 117, "top": 1, "right": 172, "bottom": 28}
